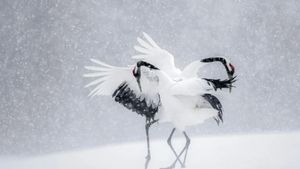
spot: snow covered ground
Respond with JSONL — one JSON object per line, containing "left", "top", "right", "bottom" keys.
{"left": 1, "top": 132, "right": 300, "bottom": 169}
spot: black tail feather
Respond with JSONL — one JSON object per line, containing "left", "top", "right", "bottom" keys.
{"left": 202, "top": 93, "right": 223, "bottom": 125}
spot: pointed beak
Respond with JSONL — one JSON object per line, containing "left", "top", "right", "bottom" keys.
{"left": 137, "top": 77, "right": 142, "bottom": 92}
{"left": 228, "top": 63, "right": 235, "bottom": 79}
{"left": 134, "top": 67, "right": 143, "bottom": 92}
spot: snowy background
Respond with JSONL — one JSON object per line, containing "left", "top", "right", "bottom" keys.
{"left": 0, "top": 0, "right": 300, "bottom": 162}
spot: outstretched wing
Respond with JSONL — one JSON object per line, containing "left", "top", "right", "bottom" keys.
{"left": 83, "top": 59, "right": 161, "bottom": 118}
{"left": 84, "top": 59, "right": 134, "bottom": 97}
{"left": 132, "top": 32, "right": 181, "bottom": 77}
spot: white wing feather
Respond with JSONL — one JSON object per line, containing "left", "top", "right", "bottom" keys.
{"left": 83, "top": 59, "right": 160, "bottom": 108}
{"left": 132, "top": 32, "right": 181, "bottom": 77}
{"left": 142, "top": 32, "right": 161, "bottom": 49}
{"left": 84, "top": 59, "right": 138, "bottom": 97}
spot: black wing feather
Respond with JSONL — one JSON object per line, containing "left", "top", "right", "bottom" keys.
{"left": 112, "top": 82, "right": 160, "bottom": 120}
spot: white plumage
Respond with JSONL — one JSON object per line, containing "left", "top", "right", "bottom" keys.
{"left": 84, "top": 60, "right": 221, "bottom": 129}
{"left": 83, "top": 59, "right": 136, "bottom": 96}
{"left": 83, "top": 59, "right": 161, "bottom": 114}
{"left": 137, "top": 67, "right": 220, "bottom": 131}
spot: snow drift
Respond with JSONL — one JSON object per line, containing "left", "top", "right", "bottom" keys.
{"left": 1, "top": 132, "right": 299, "bottom": 169}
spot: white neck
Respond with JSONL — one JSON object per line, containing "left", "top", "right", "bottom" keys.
{"left": 156, "top": 70, "right": 174, "bottom": 89}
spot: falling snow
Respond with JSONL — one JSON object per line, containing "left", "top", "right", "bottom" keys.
{"left": 0, "top": 0, "right": 300, "bottom": 159}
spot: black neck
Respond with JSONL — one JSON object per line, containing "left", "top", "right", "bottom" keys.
{"left": 201, "top": 57, "right": 231, "bottom": 78}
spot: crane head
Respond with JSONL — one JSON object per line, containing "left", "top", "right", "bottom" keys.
{"left": 133, "top": 61, "right": 159, "bottom": 92}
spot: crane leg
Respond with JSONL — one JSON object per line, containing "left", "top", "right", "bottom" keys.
{"left": 180, "top": 131, "right": 191, "bottom": 168}
{"left": 145, "top": 119, "right": 158, "bottom": 169}
{"left": 162, "top": 130, "right": 191, "bottom": 169}
{"left": 161, "top": 128, "right": 184, "bottom": 169}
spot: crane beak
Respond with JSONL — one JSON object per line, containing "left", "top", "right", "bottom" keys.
{"left": 137, "top": 80, "right": 142, "bottom": 92}
{"left": 133, "top": 67, "right": 143, "bottom": 92}
{"left": 228, "top": 63, "right": 235, "bottom": 79}
{"left": 134, "top": 61, "right": 159, "bottom": 92}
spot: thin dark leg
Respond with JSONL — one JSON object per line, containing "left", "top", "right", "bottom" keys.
{"left": 165, "top": 131, "right": 191, "bottom": 168}
{"left": 160, "top": 128, "right": 184, "bottom": 169}
{"left": 181, "top": 132, "right": 191, "bottom": 168}
{"left": 145, "top": 119, "right": 158, "bottom": 169}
